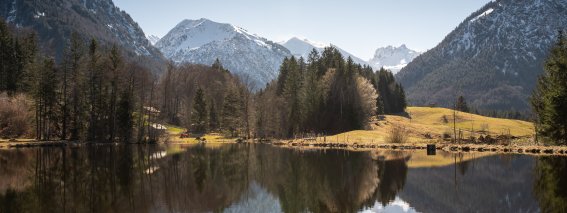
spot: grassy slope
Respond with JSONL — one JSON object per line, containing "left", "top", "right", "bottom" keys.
{"left": 164, "top": 124, "right": 231, "bottom": 143}
{"left": 322, "top": 107, "right": 534, "bottom": 144}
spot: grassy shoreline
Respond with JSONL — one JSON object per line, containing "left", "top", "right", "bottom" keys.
{"left": 3, "top": 107, "right": 564, "bottom": 156}
{"left": 2, "top": 138, "right": 567, "bottom": 156}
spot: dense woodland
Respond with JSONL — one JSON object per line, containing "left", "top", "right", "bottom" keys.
{"left": 255, "top": 49, "right": 406, "bottom": 138}
{"left": 531, "top": 32, "right": 567, "bottom": 145}
{"left": 0, "top": 18, "right": 408, "bottom": 142}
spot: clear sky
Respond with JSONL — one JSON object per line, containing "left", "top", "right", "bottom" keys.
{"left": 113, "top": 0, "right": 491, "bottom": 60}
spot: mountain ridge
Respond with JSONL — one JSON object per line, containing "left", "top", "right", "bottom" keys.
{"left": 280, "top": 37, "right": 369, "bottom": 66}
{"left": 0, "top": 0, "right": 165, "bottom": 71}
{"left": 156, "top": 18, "right": 291, "bottom": 88}
{"left": 369, "top": 44, "right": 421, "bottom": 74}
{"left": 396, "top": 0, "right": 567, "bottom": 111}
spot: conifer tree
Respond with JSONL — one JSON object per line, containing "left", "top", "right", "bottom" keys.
{"left": 209, "top": 101, "right": 219, "bottom": 131}
{"left": 33, "top": 58, "right": 58, "bottom": 140}
{"left": 116, "top": 89, "right": 133, "bottom": 142}
{"left": 531, "top": 31, "right": 567, "bottom": 145}
{"left": 191, "top": 87, "right": 208, "bottom": 133}
{"left": 222, "top": 86, "right": 242, "bottom": 137}
{"left": 456, "top": 96, "right": 469, "bottom": 112}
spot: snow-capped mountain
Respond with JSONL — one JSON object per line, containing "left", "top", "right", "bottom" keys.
{"left": 0, "top": 0, "right": 164, "bottom": 66}
{"left": 156, "top": 18, "right": 291, "bottom": 88}
{"left": 396, "top": 0, "right": 567, "bottom": 110}
{"left": 147, "top": 35, "right": 160, "bottom": 45}
{"left": 280, "top": 37, "right": 369, "bottom": 67}
{"left": 369, "top": 45, "right": 421, "bottom": 74}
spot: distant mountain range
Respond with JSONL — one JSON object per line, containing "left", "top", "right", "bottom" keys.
{"left": 155, "top": 18, "right": 291, "bottom": 88}
{"left": 369, "top": 45, "right": 421, "bottom": 74}
{"left": 153, "top": 19, "right": 422, "bottom": 88}
{"left": 0, "top": 0, "right": 420, "bottom": 90}
{"left": 396, "top": 0, "right": 567, "bottom": 111}
{"left": 0, "top": 0, "right": 164, "bottom": 71}
{"left": 279, "top": 37, "right": 370, "bottom": 66}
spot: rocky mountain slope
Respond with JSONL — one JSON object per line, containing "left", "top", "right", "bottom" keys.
{"left": 369, "top": 45, "right": 421, "bottom": 74}
{"left": 0, "top": 0, "right": 164, "bottom": 71}
{"left": 147, "top": 35, "right": 160, "bottom": 45}
{"left": 156, "top": 18, "right": 291, "bottom": 88}
{"left": 396, "top": 0, "right": 567, "bottom": 110}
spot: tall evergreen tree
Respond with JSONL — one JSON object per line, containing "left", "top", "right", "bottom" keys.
{"left": 32, "top": 58, "right": 58, "bottom": 140}
{"left": 456, "top": 96, "right": 470, "bottom": 112}
{"left": 116, "top": 89, "right": 133, "bottom": 142}
{"left": 86, "top": 39, "right": 100, "bottom": 141}
{"left": 531, "top": 31, "right": 567, "bottom": 145}
{"left": 222, "top": 86, "right": 242, "bottom": 137}
{"left": 209, "top": 101, "right": 219, "bottom": 131}
{"left": 375, "top": 69, "right": 406, "bottom": 114}
{"left": 191, "top": 87, "right": 208, "bottom": 133}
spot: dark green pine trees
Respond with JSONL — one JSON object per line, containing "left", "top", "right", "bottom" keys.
{"left": 191, "top": 87, "right": 208, "bottom": 133}
{"left": 222, "top": 86, "right": 243, "bottom": 137}
{"left": 456, "top": 96, "right": 469, "bottom": 113}
{"left": 375, "top": 68, "right": 406, "bottom": 114}
{"left": 258, "top": 47, "right": 384, "bottom": 137}
{"left": 0, "top": 20, "right": 36, "bottom": 95}
{"left": 531, "top": 31, "right": 567, "bottom": 145}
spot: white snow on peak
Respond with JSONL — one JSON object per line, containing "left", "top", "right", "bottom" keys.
{"left": 369, "top": 44, "right": 421, "bottom": 74}
{"left": 156, "top": 18, "right": 274, "bottom": 59}
{"left": 156, "top": 18, "right": 291, "bottom": 88}
{"left": 146, "top": 35, "right": 160, "bottom": 45}
{"left": 280, "top": 37, "right": 368, "bottom": 66}
{"left": 470, "top": 8, "right": 495, "bottom": 22}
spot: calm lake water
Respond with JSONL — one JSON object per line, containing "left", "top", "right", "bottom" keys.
{"left": 0, "top": 144, "right": 566, "bottom": 213}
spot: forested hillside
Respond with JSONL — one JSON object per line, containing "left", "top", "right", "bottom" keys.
{"left": 0, "top": 0, "right": 165, "bottom": 72}
{"left": 397, "top": 0, "right": 567, "bottom": 111}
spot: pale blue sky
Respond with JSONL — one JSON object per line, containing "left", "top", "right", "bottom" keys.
{"left": 113, "top": 0, "right": 491, "bottom": 59}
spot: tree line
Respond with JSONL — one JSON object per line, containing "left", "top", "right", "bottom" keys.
{"left": 531, "top": 31, "right": 567, "bottom": 145}
{"left": 1, "top": 18, "right": 407, "bottom": 141}
{"left": 255, "top": 48, "right": 406, "bottom": 138}
{"left": 1, "top": 19, "right": 159, "bottom": 142}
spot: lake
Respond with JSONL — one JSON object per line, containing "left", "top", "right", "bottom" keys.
{"left": 0, "top": 144, "right": 565, "bottom": 213}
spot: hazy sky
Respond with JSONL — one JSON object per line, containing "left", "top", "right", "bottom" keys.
{"left": 113, "top": 0, "right": 491, "bottom": 60}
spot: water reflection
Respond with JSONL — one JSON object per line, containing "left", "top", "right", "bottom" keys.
{"left": 534, "top": 157, "right": 567, "bottom": 212}
{"left": 0, "top": 144, "right": 565, "bottom": 213}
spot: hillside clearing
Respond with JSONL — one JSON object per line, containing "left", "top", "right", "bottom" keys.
{"left": 317, "top": 107, "right": 534, "bottom": 144}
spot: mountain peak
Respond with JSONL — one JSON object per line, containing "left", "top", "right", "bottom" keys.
{"left": 155, "top": 19, "right": 290, "bottom": 88}
{"left": 369, "top": 45, "right": 421, "bottom": 74}
{"left": 147, "top": 35, "right": 160, "bottom": 45}
{"left": 397, "top": 0, "right": 567, "bottom": 110}
{"left": 281, "top": 37, "right": 368, "bottom": 66}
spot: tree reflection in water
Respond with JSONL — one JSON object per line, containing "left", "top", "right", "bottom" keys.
{"left": 534, "top": 156, "right": 567, "bottom": 212}
{"left": 1, "top": 144, "right": 562, "bottom": 213}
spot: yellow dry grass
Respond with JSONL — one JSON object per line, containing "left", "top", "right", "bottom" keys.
{"left": 164, "top": 124, "right": 234, "bottom": 143}
{"left": 369, "top": 150, "right": 495, "bottom": 168}
{"left": 320, "top": 107, "right": 534, "bottom": 144}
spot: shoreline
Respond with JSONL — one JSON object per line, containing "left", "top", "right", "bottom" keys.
{"left": 3, "top": 139, "right": 567, "bottom": 157}
{"left": 270, "top": 140, "right": 567, "bottom": 156}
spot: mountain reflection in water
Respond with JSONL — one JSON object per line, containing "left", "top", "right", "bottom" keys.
{"left": 0, "top": 144, "right": 565, "bottom": 213}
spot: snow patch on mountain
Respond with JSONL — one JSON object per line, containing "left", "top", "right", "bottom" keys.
{"left": 7, "top": 0, "right": 17, "bottom": 23}
{"left": 156, "top": 18, "right": 291, "bottom": 88}
{"left": 470, "top": 8, "right": 494, "bottom": 22}
{"left": 397, "top": 0, "right": 567, "bottom": 110}
{"left": 280, "top": 37, "right": 369, "bottom": 66}
{"left": 369, "top": 45, "right": 421, "bottom": 74}
{"left": 147, "top": 35, "right": 160, "bottom": 45}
